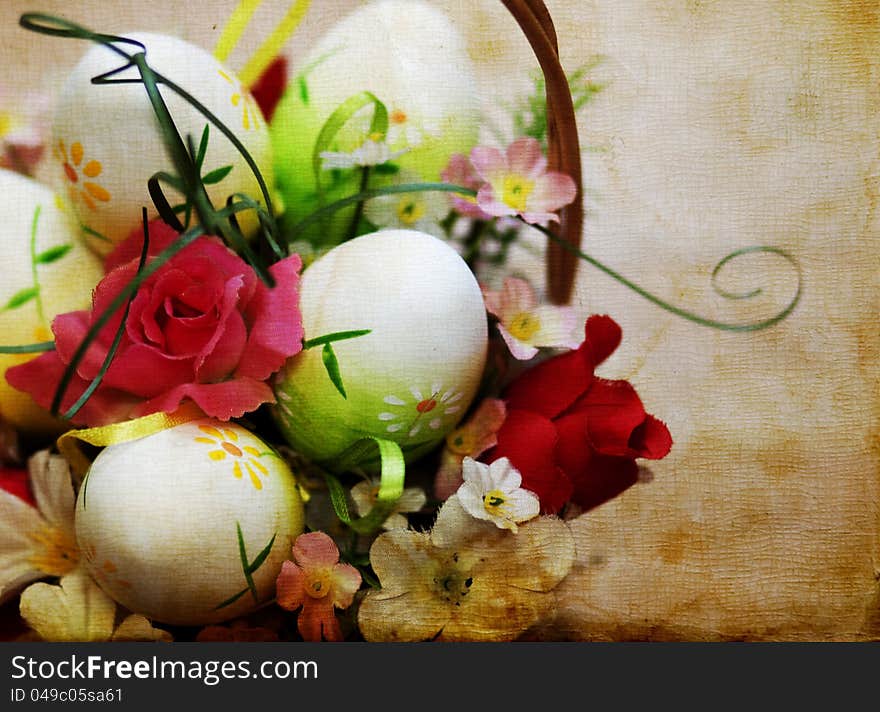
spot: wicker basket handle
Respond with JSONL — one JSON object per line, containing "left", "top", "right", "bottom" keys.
{"left": 502, "top": 0, "right": 583, "bottom": 305}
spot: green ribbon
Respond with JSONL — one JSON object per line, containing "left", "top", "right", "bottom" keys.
{"left": 321, "top": 436, "right": 405, "bottom": 536}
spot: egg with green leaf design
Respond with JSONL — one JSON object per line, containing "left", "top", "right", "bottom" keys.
{"left": 74, "top": 419, "right": 304, "bottom": 626}
{"left": 52, "top": 32, "right": 273, "bottom": 255}
{"left": 270, "top": 0, "right": 480, "bottom": 246}
{"left": 272, "top": 229, "right": 487, "bottom": 470}
{"left": 0, "top": 169, "right": 103, "bottom": 434}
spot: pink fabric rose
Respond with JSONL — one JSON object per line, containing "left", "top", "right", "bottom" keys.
{"left": 7, "top": 222, "right": 304, "bottom": 426}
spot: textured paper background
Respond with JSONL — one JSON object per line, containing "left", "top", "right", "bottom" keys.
{"left": 2, "top": 0, "right": 877, "bottom": 640}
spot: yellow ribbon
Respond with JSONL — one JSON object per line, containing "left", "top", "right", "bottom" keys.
{"left": 57, "top": 403, "right": 204, "bottom": 478}
{"left": 214, "top": 0, "right": 312, "bottom": 87}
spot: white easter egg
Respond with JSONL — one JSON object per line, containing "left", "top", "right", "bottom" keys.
{"left": 52, "top": 32, "right": 273, "bottom": 254}
{"left": 0, "top": 169, "right": 103, "bottom": 434}
{"left": 272, "top": 229, "right": 487, "bottom": 468}
{"left": 271, "top": 0, "right": 481, "bottom": 243}
{"left": 75, "top": 419, "right": 304, "bottom": 626}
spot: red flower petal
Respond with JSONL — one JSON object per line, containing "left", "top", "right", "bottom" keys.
{"left": 569, "top": 454, "right": 639, "bottom": 512}
{"left": 504, "top": 346, "right": 592, "bottom": 419}
{"left": 236, "top": 254, "right": 304, "bottom": 381}
{"left": 628, "top": 414, "right": 673, "bottom": 460}
{"left": 104, "top": 220, "right": 180, "bottom": 273}
{"left": 571, "top": 377, "right": 648, "bottom": 457}
{"left": 0, "top": 468, "right": 33, "bottom": 506}
{"left": 581, "top": 314, "right": 622, "bottom": 368}
{"left": 134, "top": 378, "right": 274, "bottom": 421}
{"left": 249, "top": 56, "right": 288, "bottom": 123}
{"left": 488, "top": 409, "right": 572, "bottom": 514}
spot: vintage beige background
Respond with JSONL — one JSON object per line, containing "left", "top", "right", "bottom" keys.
{"left": 1, "top": 0, "right": 877, "bottom": 640}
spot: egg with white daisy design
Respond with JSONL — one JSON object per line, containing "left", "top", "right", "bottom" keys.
{"left": 272, "top": 229, "right": 487, "bottom": 469}
{"left": 52, "top": 32, "right": 273, "bottom": 254}
{"left": 74, "top": 419, "right": 304, "bottom": 626}
{"left": 270, "top": 0, "right": 481, "bottom": 244}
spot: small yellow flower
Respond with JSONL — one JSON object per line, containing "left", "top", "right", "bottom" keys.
{"left": 218, "top": 69, "right": 263, "bottom": 131}
{"left": 194, "top": 424, "right": 269, "bottom": 490}
{"left": 53, "top": 139, "right": 111, "bottom": 211}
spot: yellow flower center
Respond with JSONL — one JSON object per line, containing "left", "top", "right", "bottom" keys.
{"left": 507, "top": 312, "right": 540, "bottom": 341}
{"left": 396, "top": 198, "right": 425, "bottom": 225}
{"left": 305, "top": 571, "right": 332, "bottom": 599}
{"left": 483, "top": 489, "right": 509, "bottom": 516}
{"left": 446, "top": 428, "right": 476, "bottom": 456}
{"left": 27, "top": 524, "right": 79, "bottom": 577}
{"left": 502, "top": 174, "right": 534, "bottom": 213}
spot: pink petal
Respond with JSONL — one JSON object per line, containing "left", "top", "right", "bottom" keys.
{"left": 469, "top": 145, "right": 507, "bottom": 182}
{"left": 292, "top": 531, "right": 341, "bottom": 569}
{"left": 191, "top": 275, "right": 245, "bottom": 376}
{"left": 236, "top": 254, "right": 304, "bottom": 381}
{"left": 101, "top": 343, "right": 194, "bottom": 398}
{"left": 133, "top": 378, "right": 274, "bottom": 420}
{"left": 104, "top": 220, "right": 180, "bottom": 273}
{"left": 434, "top": 450, "right": 465, "bottom": 501}
{"left": 51, "top": 310, "right": 110, "bottom": 380}
{"left": 519, "top": 210, "right": 560, "bottom": 227}
{"left": 196, "top": 308, "right": 247, "bottom": 383}
{"left": 331, "top": 563, "right": 362, "bottom": 608}
{"left": 275, "top": 559, "right": 306, "bottom": 611}
{"left": 492, "top": 277, "right": 537, "bottom": 322}
{"left": 528, "top": 171, "right": 578, "bottom": 213}
{"left": 297, "top": 599, "right": 338, "bottom": 642}
{"left": 506, "top": 137, "right": 546, "bottom": 178}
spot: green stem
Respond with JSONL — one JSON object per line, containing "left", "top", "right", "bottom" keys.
{"left": 28, "top": 206, "right": 46, "bottom": 326}
{"left": 347, "top": 166, "right": 371, "bottom": 240}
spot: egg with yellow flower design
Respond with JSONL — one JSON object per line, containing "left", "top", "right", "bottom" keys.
{"left": 74, "top": 419, "right": 304, "bottom": 626}
{"left": 0, "top": 168, "right": 104, "bottom": 434}
{"left": 52, "top": 32, "right": 273, "bottom": 254}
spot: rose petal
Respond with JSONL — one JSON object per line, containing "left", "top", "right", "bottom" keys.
{"left": 628, "top": 414, "right": 673, "bottom": 460}
{"left": 570, "top": 454, "right": 640, "bottom": 512}
{"left": 249, "top": 56, "right": 287, "bottom": 122}
{"left": 104, "top": 220, "right": 180, "bottom": 273}
{"left": 581, "top": 314, "right": 622, "bottom": 368}
{"left": 236, "top": 254, "right": 303, "bottom": 381}
{"left": 134, "top": 378, "right": 273, "bottom": 420}
{"left": 573, "top": 377, "right": 649, "bottom": 456}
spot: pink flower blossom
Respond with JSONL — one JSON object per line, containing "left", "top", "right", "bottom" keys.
{"left": 6, "top": 221, "right": 303, "bottom": 426}
{"left": 434, "top": 398, "right": 506, "bottom": 500}
{"left": 275, "top": 532, "right": 362, "bottom": 642}
{"left": 470, "top": 137, "right": 577, "bottom": 226}
{"left": 483, "top": 277, "right": 581, "bottom": 360}
{"left": 441, "top": 153, "right": 491, "bottom": 220}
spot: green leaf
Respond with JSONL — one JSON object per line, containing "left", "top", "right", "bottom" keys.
{"left": 246, "top": 532, "right": 277, "bottom": 575}
{"left": 303, "top": 329, "right": 371, "bottom": 349}
{"left": 3, "top": 287, "right": 38, "bottom": 311}
{"left": 236, "top": 522, "right": 259, "bottom": 603}
{"left": 372, "top": 162, "right": 400, "bottom": 175}
{"left": 324, "top": 472, "right": 353, "bottom": 524}
{"left": 322, "top": 342, "right": 347, "bottom": 399}
{"left": 80, "top": 224, "right": 111, "bottom": 243}
{"left": 34, "top": 244, "right": 72, "bottom": 264}
{"left": 195, "top": 124, "right": 210, "bottom": 170}
{"left": 202, "top": 164, "right": 233, "bottom": 185}
{"left": 214, "top": 587, "right": 249, "bottom": 610}
{"left": 298, "top": 76, "right": 309, "bottom": 105}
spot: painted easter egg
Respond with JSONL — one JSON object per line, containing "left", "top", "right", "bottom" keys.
{"left": 0, "top": 169, "right": 104, "bottom": 434}
{"left": 270, "top": 0, "right": 481, "bottom": 245}
{"left": 272, "top": 229, "right": 487, "bottom": 468}
{"left": 51, "top": 32, "right": 274, "bottom": 255}
{"left": 74, "top": 419, "right": 304, "bottom": 626}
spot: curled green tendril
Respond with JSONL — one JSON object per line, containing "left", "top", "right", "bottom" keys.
{"left": 290, "top": 181, "right": 803, "bottom": 333}
{"left": 19, "top": 12, "right": 281, "bottom": 283}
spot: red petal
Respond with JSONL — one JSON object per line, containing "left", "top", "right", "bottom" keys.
{"left": 249, "top": 56, "right": 288, "bottom": 123}
{"left": 629, "top": 414, "right": 673, "bottom": 460}
{"left": 236, "top": 254, "right": 304, "bottom": 381}
{"left": 487, "top": 409, "right": 572, "bottom": 514}
{"left": 104, "top": 220, "right": 180, "bottom": 273}
{"left": 0, "top": 468, "right": 33, "bottom": 506}
{"left": 134, "top": 378, "right": 274, "bottom": 420}
{"left": 581, "top": 314, "right": 622, "bottom": 368}
{"left": 570, "top": 454, "right": 639, "bottom": 512}
{"left": 504, "top": 346, "right": 592, "bottom": 419}
{"left": 572, "top": 378, "right": 648, "bottom": 457}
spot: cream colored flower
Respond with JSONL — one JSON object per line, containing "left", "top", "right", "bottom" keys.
{"left": 351, "top": 479, "right": 426, "bottom": 530}
{"left": 0, "top": 451, "right": 78, "bottom": 604}
{"left": 320, "top": 137, "right": 408, "bottom": 170}
{"left": 364, "top": 170, "right": 449, "bottom": 237}
{"left": 456, "top": 457, "right": 539, "bottom": 532}
{"left": 19, "top": 569, "right": 171, "bottom": 642}
{"left": 357, "top": 497, "right": 574, "bottom": 641}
